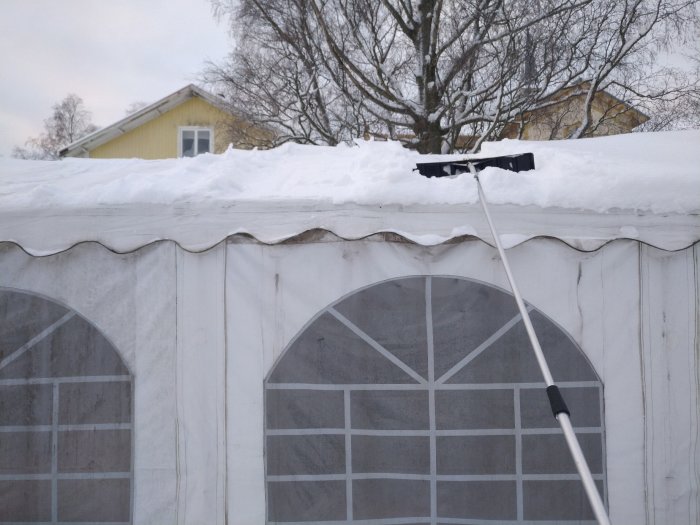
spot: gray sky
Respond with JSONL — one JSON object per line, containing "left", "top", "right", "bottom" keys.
{"left": 0, "top": 0, "right": 231, "bottom": 157}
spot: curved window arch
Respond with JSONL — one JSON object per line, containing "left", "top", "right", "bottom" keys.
{"left": 0, "top": 288, "right": 132, "bottom": 523}
{"left": 265, "top": 276, "right": 605, "bottom": 523}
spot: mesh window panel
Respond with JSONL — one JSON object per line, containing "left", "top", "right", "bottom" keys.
{"left": 264, "top": 276, "right": 606, "bottom": 523}
{"left": 0, "top": 288, "right": 133, "bottom": 524}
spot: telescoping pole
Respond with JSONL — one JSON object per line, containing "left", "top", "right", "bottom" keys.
{"left": 472, "top": 169, "right": 612, "bottom": 525}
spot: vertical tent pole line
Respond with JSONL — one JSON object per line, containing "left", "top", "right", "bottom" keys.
{"left": 472, "top": 168, "right": 612, "bottom": 525}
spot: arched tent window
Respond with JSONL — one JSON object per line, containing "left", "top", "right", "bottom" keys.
{"left": 265, "top": 276, "right": 605, "bottom": 523}
{"left": 0, "top": 288, "right": 132, "bottom": 524}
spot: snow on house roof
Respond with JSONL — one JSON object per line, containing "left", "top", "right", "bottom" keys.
{"left": 2, "top": 130, "right": 699, "bottom": 255}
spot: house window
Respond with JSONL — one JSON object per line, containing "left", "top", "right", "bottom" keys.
{"left": 0, "top": 288, "right": 133, "bottom": 523}
{"left": 265, "top": 276, "right": 606, "bottom": 523}
{"left": 179, "top": 127, "right": 212, "bottom": 157}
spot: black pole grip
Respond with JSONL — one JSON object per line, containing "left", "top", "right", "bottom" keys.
{"left": 546, "top": 385, "right": 570, "bottom": 418}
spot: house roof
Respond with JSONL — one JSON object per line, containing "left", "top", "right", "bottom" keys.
{"left": 59, "top": 84, "right": 237, "bottom": 158}
{"left": 543, "top": 82, "right": 650, "bottom": 124}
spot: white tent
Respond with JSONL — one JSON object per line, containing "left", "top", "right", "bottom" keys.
{"left": 0, "top": 131, "right": 698, "bottom": 524}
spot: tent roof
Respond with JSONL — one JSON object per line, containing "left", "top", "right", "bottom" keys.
{"left": 2, "top": 130, "right": 699, "bottom": 255}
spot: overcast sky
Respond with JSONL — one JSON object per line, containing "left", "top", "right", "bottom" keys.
{"left": 0, "top": 0, "right": 231, "bottom": 157}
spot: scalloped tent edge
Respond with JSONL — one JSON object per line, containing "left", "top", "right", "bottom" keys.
{"left": 1, "top": 202, "right": 698, "bottom": 257}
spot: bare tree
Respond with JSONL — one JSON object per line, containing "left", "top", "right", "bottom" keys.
{"left": 13, "top": 94, "right": 98, "bottom": 160}
{"left": 210, "top": 0, "right": 700, "bottom": 153}
{"left": 207, "top": 0, "right": 380, "bottom": 146}
{"left": 124, "top": 101, "right": 149, "bottom": 115}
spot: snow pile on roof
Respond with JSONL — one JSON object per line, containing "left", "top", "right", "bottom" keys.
{"left": 0, "top": 130, "right": 698, "bottom": 255}
{"left": 1, "top": 130, "right": 698, "bottom": 214}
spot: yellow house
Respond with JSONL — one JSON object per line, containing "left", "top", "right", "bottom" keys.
{"left": 501, "top": 83, "right": 649, "bottom": 141}
{"left": 60, "top": 84, "right": 274, "bottom": 159}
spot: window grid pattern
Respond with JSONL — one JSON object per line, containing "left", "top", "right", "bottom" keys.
{"left": 0, "top": 289, "right": 133, "bottom": 524}
{"left": 265, "top": 276, "right": 606, "bottom": 524}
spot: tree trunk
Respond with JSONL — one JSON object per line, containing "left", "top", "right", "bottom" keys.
{"left": 413, "top": 0, "right": 442, "bottom": 153}
{"left": 413, "top": 118, "right": 443, "bottom": 153}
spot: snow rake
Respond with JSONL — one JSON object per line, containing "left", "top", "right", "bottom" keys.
{"left": 416, "top": 154, "right": 612, "bottom": 525}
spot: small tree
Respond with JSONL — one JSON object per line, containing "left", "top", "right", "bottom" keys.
{"left": 13, "top": 94, "right": 98, "bottom": 160}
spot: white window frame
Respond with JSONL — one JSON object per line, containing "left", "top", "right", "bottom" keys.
{"left": 178, "top": 126, "right": 214, "bottom": 157}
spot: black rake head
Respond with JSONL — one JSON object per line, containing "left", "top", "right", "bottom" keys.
{"left": 415, "top": 152, "right": 535, "bottom": 178}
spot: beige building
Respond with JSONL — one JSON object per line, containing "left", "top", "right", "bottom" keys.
{"left": 60, "top": 84, "right": 274, "bottom": 159}
{"left": 501, "top": 83, "right": 649, "bottom": 140}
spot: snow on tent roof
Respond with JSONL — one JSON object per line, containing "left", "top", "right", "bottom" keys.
{"left": 1, "top": 130, "right": 698, "bottom": 255}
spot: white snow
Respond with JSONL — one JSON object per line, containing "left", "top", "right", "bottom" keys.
{"left": 0, "top": 130, "right": 697, "bottom": 214}
{"left": 0, "top": 130, "right": 698, "bottom": 255}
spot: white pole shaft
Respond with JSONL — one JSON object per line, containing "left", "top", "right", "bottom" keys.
{"left": 559, "top": 412, "right": 611, "bottom": 525}
{"left": 473, "top": 172, "right": 611, "bottom": 525}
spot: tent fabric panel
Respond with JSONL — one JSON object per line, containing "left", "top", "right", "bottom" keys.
{"left": 226, "top": 238, "right": 652, "bottom": 524}
{"left": 0, "top": 242, "right": 180, "bottom": 525}
{"left": 174, "top": 245, "right": 228, "bottom": 524}
{"left": 1, "top": 232, "right": 692, "bottom": 522}
{"left": 262, "top": 274, "right": 606, "bottom": 523}
{"left": 638, "top": 243, "right": 700, "bottom": 523}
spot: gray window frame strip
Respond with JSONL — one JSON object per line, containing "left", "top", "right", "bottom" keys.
{"left": 267, "top": 473, "right": 604, "bottom": 482}
{"left": 0, "top": 472, "right": 132, "bottom": 481}
{"left": 344, "top": 389, "right": 353, "bottom": 521}
{"left": 0, "top": 423, "right": 132, "bottom": 433}
{"left": 266, "top": 519, "right": 598, "bottom": 525}
{"left": 51, "top": 382, "right": 59, "bottom": 523}
{"left": 266, "top": 427, "right": 603, "bottom": 437}
{"left": 266, "top": 381, "right": 600, "bottom": 391}
{"left": 0, "top": 522, "right": 130, "bottom": 525}
{"left": 0, "top": 375, "right": 131, "bottom": 386}
{"left": 514, "top": 387, "right": 523, "bottom": 521}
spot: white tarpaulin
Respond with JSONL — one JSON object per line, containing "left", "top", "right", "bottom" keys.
{"left": 0, "top": 131, "right": 698, "bottom": 524}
